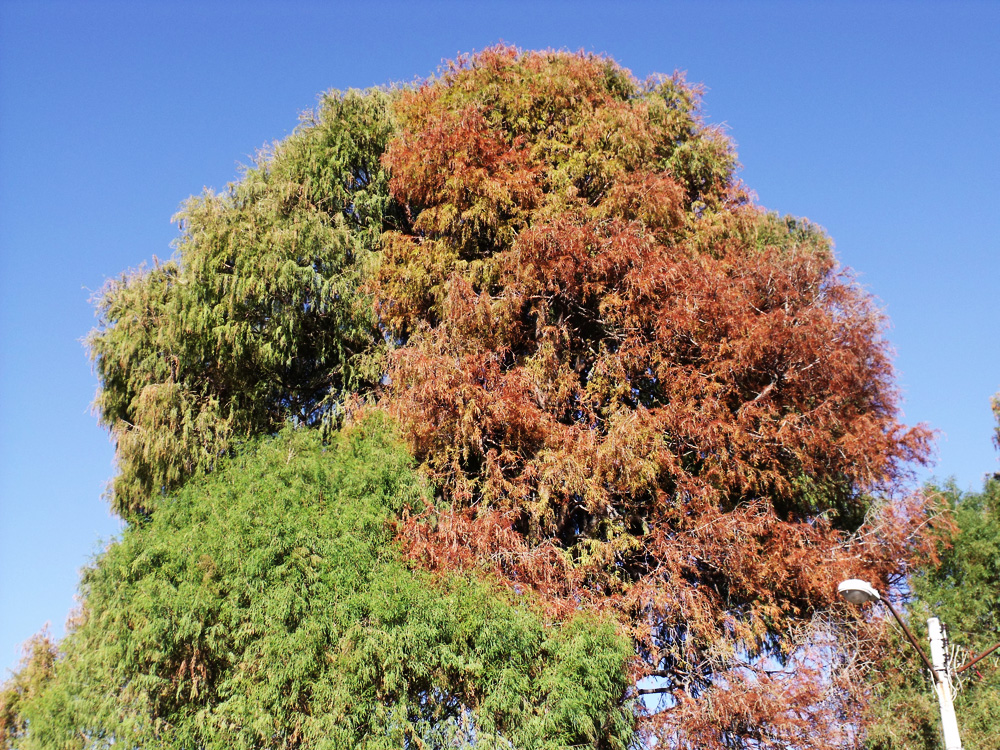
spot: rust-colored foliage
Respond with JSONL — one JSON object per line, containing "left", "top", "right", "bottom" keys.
{"left": 372, "top": 46, "right": 932, "bottom": 746}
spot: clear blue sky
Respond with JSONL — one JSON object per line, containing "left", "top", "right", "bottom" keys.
{"left": 1, "top": 0, "right": 998, "bottom": 676}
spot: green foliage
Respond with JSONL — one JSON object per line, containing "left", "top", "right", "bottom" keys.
{"left": 0, "top": 634, "right": 57, "bottom": 747}
{"left": 4, "top": 419, "right": 633, "bottom": 749}
{"left": 89, "top": 88, "right": 400, "bottom": 519}
{"left": 866, "top": 476, "right": 1000, "bottom": 750}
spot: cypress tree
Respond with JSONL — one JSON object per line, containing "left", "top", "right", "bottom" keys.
{"left": 5, "top": 47, "right": 939, "bottom": 749}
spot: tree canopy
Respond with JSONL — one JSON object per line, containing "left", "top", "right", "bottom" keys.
{"left": 88, "top": 88, "right": 399, "bottom": 519}
{"left": 373, "top": 47, "right": 932, "bottom": 746}
{"left": 6, "top": 46, "right": 939, "bottom": 749}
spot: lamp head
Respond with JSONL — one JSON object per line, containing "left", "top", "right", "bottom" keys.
{"left": 838, "top": 579, "right": 881, "bottom": 605}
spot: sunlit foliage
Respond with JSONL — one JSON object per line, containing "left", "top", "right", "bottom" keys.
{"left": 374, "top": 47, "right": 932, "bottom": 746}
{"left": 7, "top": 46, "right": 941, "bottom": 748}
{"left": 89, "top": 89, "right": 400, "bottom": 519}
{"left": 0, "top": 634, "right": 57, "bottom": 747}
{"left": 0, "top": 421, "right": 633, "bottom": 749}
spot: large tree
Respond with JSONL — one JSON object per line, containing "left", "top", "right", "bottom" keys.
{"left": 7, "top": 46, "right": 935, "bottom": 749}
{"left": 373, "top": 47, "right": 931, "bottom": 747}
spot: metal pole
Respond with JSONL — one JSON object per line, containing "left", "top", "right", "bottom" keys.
{"left": 956, "top": 641, "right": 1000, "bottom": 674}
{"left": 928, "top": 617, "right": 963, "bottom": 750}
{"left": 880, "top": 597, "right": 938, "bottom": 679}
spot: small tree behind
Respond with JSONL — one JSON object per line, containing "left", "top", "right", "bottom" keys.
{"left": 866, "top": 397, "right": 1000, "bottom": 750}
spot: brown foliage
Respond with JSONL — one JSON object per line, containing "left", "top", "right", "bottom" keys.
{"left": 370, "top": 46, "right": 933, "bottom": 747}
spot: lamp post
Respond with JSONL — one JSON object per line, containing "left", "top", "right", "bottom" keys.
{"left": 837, "top": 579, "right": 963, "bottom": 750}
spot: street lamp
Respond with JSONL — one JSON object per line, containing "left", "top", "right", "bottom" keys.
{"left": 837, "top": 579, "right": 963, "bottom": 750}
